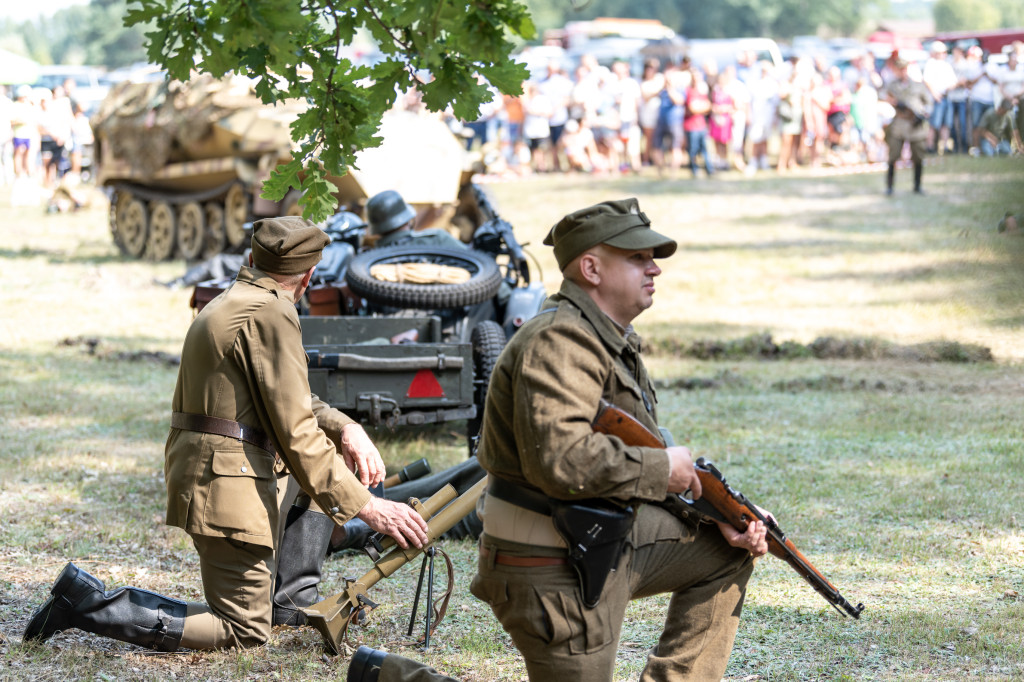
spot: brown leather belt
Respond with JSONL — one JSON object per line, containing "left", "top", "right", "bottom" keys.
{"left": 170, "top": 412, "right": 276, "bottom": 455}
{"left": 480, "top": 547, "right": 568, "bottom": 568}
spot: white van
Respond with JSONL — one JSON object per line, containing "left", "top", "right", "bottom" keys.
{"left": 33, "top": 65, "right": 110, "bottom": 115}
{"left": 684, "top": 37, "right": 785, "bottom": 72}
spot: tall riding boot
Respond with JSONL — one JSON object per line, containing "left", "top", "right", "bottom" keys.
{"left": 272, "top": 504, "right": 334, "bottom": 626}
{"left": 23, "top": 562, "right": 185, "bottom": 651}
{"left": 913, "top": 162, "right": 924, "bottom": 194}
{"left": 348, "top": 645, "right": 459, "bottom": 682}
{"left": 328, "top": 517, "right": 375, "bottom": 555}
{"left": 886, "top": 163, "right": 895, "bottom": 195}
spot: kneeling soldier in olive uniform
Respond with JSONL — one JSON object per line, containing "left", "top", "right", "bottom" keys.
{"left": 24, "top": 216, "right": 429, "bottom": 651}
{"left": 470, "top": 199, "right": 770, "bottom": 681}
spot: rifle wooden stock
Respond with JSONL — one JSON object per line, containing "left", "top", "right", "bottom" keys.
{"left": 592, "top": 401, "right": 864, "bottom": 619}
{"left": 303, "top": 477, "right": 487, "bottom": 654}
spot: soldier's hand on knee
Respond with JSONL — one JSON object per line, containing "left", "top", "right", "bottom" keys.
{"left": 666, "top": 446, "right": 702, "bottom": 498}
{"left": 356, "top": 496, "right": 430, "bottom": 549}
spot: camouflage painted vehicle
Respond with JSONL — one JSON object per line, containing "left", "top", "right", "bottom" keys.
{"left": 93, "top": 76, "right": 469, "bottom": 262}
{"left": 193, "top": 186, "right": 546, "bottom": 452}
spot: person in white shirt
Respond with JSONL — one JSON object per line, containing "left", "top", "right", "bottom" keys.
{"left": 922, "top": 42, "right": 958, "bottom": 153}
{"left": 965, "top": 46, "right": 998, "bottom": 150}
{"left": 947, "top": 46, "right": 972, "bottom": 153}
{"left": 992, "top": 44, "right": 1024, "bottom": 137}
{"left": 609, "top": 60, "right": 642, "bottom": 172}
{"left": 538, "top": 60, "right": 574, "bottom": 172}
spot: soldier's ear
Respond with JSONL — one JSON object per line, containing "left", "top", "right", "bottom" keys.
{"left": 301, "top": 266, "right": 316, "bottom": 290}
{"left": 577, "top": 252, "right": 602, "bottom": 287}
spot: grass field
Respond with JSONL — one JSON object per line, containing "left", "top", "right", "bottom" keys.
{"left": 1, "top": 155, "right": 1023, "bottom": 681}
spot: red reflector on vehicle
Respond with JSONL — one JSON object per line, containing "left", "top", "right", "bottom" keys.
{"left": 407, "top": 370, "right": 445, "bottom": 398}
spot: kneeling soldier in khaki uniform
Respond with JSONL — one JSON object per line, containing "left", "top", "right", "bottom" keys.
{"left": 341, "top": 201, "right": 773, "bottom": 682}
{"left": 469, "top": 199, "right": 770, "bottom": 681}
{"left": 24, "top": 216, "right": 429, "bottom": 651}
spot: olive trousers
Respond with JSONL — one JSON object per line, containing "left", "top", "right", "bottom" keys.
{"left": 178, "top": 474, "right": 318, "bottom": 649}
{"left": 471, "top": 504, "right": 754, "bottom": 682}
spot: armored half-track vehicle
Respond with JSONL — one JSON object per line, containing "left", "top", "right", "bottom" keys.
{"left": 93, "top": 76, "right": 469, "bottom": 262}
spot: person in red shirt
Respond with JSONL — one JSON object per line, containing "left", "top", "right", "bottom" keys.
{"left": 684, "top": 67, "right": 714, "bottom": 177}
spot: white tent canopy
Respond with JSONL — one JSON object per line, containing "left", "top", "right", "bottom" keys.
{"left": 0, "top": 48, "right": 40, "bottom": 86}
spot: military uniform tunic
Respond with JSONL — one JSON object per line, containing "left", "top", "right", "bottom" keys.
{"left": 165, "top": 265, "right": 371, "bottom": 647}
{"left": 471, "top": 279, "right": 753, "bottom": 681}
{"left": 880, "top": 77, "right": 933, "bottom": 163}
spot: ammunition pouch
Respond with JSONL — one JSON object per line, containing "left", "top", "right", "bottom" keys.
{"left": 487, "top": 476, "right": 633, "bottom": 609}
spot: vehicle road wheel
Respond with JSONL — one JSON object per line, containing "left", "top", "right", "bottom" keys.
{"left": 146, "top": 201, "right": 177, "bottom": 261}
{"left": 346, "top": 246, "right": 502, "bottom": 309}
{"left": 467, "top": 320, "right": 506, "bottom": 456}
{"left": 202, "top": 202, "right": 227, "bottom": 259}
{"left": 114, "top": 194, "right": 148, "bottom": 259}
{"left": 224, "top": 184, "right": 250, "bottom": 249}
{"left": 176, "top": 201, "right": 205, "bottom": 261}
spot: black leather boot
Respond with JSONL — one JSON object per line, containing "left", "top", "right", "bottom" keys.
{"left": 913, "top": 162, "right": 924, "bottom": 194}
{"left": 327, "top": 517, "right": 375, "bottom": 555}
{"left": 348, "top": 645, "right": 458, "bottom": 682}
{"left": 272, "top": 504, "right": 334, "bottom": 626}
{"left": 885, "top": 163, "right": 895, "bottom": 196}
{"left": 23, "top": 563, "right": 185, "bottom": 651}
{"left": 349, "top": 645, "right": 388, "bottom": 681}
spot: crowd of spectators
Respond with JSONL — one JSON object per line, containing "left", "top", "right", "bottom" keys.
{"left": 0, "top": 80, "right": 94, "bottom": 205}
{"left": 437, "top": 39, "right": 1024, "bottom": 178}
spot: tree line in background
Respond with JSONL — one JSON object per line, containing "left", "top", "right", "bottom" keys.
{"left": 2, "top": 0, "right": 1024, "bottom": 70}
{"left": 0, "top": 0, "right": 148, "bottom": 68}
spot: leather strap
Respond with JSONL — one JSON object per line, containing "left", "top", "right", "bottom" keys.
{"left": 170, "top": 412, "right": 276, "bottom": 455}
{"left": 480, "top": 547, "right": 568, "bottom": 568}
{"left": 487, "top": 475, "right": 552, "bottom": 516}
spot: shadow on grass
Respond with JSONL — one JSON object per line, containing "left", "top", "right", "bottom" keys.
{"left": 0, "top": 246, "right": 141, "bottom": 266}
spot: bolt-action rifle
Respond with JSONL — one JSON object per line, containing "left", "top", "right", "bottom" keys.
{"left": 592, "top": 401, "right": 864, "bottom": 619}
{"left": 303, "top": 477, "right": 487, "bottom": 654}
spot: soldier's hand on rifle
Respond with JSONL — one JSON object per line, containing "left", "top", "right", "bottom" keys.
{"left": 714, "top": 505, "right": 773, "bottom": 558}
{"left": 666, "top": 446, "right": 703, "bottom": 498}
{"left": 339, "top": 423, "right": 386, "bottom": 488}
{"left": 356, "top": 496, "right": 430, "bottom": 549}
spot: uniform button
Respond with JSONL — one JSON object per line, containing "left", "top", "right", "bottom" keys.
{"left": 241, "top": 466, "right": 248, "bottom": 473}
{"left": 331, "top": 506, "right": 340, "bottom": 514}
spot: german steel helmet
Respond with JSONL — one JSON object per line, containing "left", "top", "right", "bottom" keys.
{"left": 366, "top": 190, "right": 416, "bottom": 236}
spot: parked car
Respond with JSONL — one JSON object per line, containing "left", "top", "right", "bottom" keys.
{"left": 33, "top": 64, "right": 110, "bottom": 116}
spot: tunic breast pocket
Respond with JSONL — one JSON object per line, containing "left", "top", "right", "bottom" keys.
{"left": 610, "top": 363, "right": 648, "bottom": 414}
{"left": 205, "top": 446, "right": 276, "bottom": 538}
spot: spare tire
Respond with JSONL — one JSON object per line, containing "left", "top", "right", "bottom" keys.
{"left": 467, "top": 320, "right": 506, "bottom": 456}
{"left": 346, "top": 246, "right": 502, "bottom": 309}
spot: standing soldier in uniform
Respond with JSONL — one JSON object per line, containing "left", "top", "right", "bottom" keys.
{"left": 880, "top": 55, "right": 934, "bottom": 195}
{"left": 24, "top": 216, "right": 429, "bottom": 651}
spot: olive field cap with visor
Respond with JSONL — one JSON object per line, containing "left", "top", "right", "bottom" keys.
{"left": 250, "top": 216, "right": 330, "bottom": 275}
{"left": 544, "top": 198, "right": 677, "bottom": 271}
